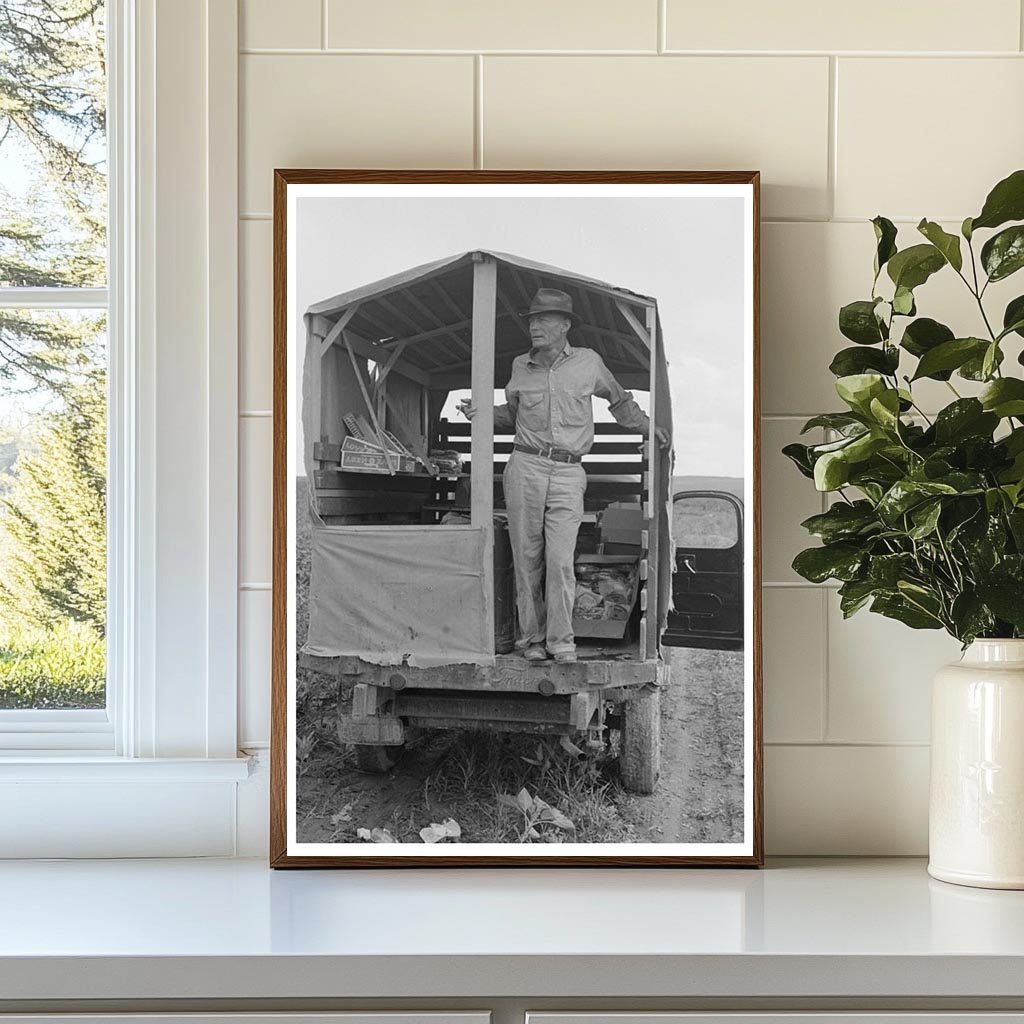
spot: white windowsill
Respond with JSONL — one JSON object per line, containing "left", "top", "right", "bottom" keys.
{"left": 0, "top": 858, "right": 1022, "bottom": 1004}
{"left": 0, "top": 754, "right": 253, "bottom": 781}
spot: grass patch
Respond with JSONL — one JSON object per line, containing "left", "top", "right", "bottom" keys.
{"left": 371, "top": 731, "right": 641, "bottom": 845}
{"left": 0, "top": 620, "right": 105, "bottom": 709}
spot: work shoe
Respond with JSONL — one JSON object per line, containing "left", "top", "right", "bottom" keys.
{"left": 553, "top": 651, "right": 577, "bottom": 665}
{"left": 523, "top": 645, "right": 548, "bottom": 662}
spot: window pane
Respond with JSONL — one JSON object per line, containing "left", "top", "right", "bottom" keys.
{"left": 673, "top": 494, "right": 739, "bottom": 549}
{"left": 0, "top": 309, "right": 106, "bottom": 709}
{"left": 0, "top": 1, "right": 107, "bottom": 288}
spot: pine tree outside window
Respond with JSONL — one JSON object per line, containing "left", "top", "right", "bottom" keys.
{"left": 0, "top": 2, "right": 110, "bottom": 738}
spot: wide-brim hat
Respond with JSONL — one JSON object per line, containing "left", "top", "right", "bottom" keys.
{"left": 520, "top": 287, "right": 581, "bottom": 324}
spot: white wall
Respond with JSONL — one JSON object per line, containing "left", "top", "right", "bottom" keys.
{"left": 235, "top": 0, "right": 1024, "bottom": 855}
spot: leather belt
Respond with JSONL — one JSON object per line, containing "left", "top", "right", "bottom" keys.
{"left": 513, "top": 443, "right": 582, "bottom": 463}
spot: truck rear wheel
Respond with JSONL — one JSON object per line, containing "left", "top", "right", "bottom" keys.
{"left": 620, "top": 686, "right": 661, "bottom": 794}
{"left": 354, "top": 743, "right": 404, "bottom": 773}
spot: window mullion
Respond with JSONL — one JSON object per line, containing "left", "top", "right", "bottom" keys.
{"left": 0, "top": 287, "right": 108, "bottom": 310}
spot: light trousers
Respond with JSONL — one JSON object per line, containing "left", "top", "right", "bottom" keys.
{"left": 502, "top": 450, "right": 586, "bottom": 655}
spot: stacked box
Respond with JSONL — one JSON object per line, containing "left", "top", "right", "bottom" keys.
{"left": 339, "top": 435, "right": 418, "bottom": 475}
{"left": 598, "top": 501, "right": 645, "bottom": 556}
{"left": 572, "top": 554, "right": 640, "bottom": 640}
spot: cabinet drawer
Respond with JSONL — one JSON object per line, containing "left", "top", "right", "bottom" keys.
{"left": 0, "top": 1016, "right": 489, "bottom": 1024}
{"left": 528, "top": 1016, "right": 1024, "bottom": 1024}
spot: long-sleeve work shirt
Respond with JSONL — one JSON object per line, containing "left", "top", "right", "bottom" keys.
{"left": 493, "top": 342, "right": 649, "bottom": 456}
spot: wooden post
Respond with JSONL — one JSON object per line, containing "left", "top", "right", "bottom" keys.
{"left": 471, "top": 255, "right": 497, "bottom": 656}
{"left": 310, "top": 330, "right": 323, "bottom": 450}
{"left": 645, "top": 303, "right": 660, "bottom": 662}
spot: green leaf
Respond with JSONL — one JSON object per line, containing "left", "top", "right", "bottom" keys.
{"left": 838, "top": 579, "right": 881, "bottom": 618}
{"left": 871, "top": 594, "right": 943, "bottom": 630}
{"left": 868, "top": 389, "right": 901, "bottom": 430}
{"left": 970, "top": 168, "right": 1024, "bottom": 232}
{"left": 800, "top": 501, "right": 879, "bottom": 543}
{"left": 868, "top": 552, "right": 915, "bottom": 587}
{"left": 908, "top": 500, "right": 942, "bottom": 539}
{"left": 917, "top": 219, "right": 963, "bottom": 272}
{"left": 892, "top": 286, "right": 916, "bottom": 316}
{"left": 950, "top": 593, "right": 995, "bottom": 644}
{"left": 887, "top": 243, "right": 946, "bottom": 291}
{"left": 976, "top": 577, "right": 1024, "bottom": 629}
{"left": 829, "top": 345, "right": 899, "bottom": 378}
{"left": 979, "top": 378, "right": 1024, "bottom": 418}
{"left": 959, "top": 344, "right": 1004, "bottom": 381}
{"left": 932, "top": 470, "right": 986, "bottom": 494}
{"left": 1003, "top": 295, "right": 1024, "bottom": 339}
{"left": 792, "top": 542, "right": 866, "bottom": 584}
{"left": 877, "top": 479, "right": 958, "bottom": 524}
{"left": 933, "top": 399, "right": 999, "bottom": 444}
{"left": 849, "top": 456, "right": 909, "bottom": 490}
{"left": 781, "top": 442, "right": 814, "bottom": 479}
{"left": 1008, "top": 508, "right": 1024, "bottom": 547}
{"left": 872, "top": 215, "right": 898, "bottom": 277}
{"left": 982, "top": 341, "right": 1001, "bottom": 381}
{"left": 809, "top": 433, "right": 866, "bottom": 456}
{"left": 800, "top": 412, "right": 865, "bottom": 435}
{"left": 1006, "top": 427, "right": 1024, "bottom": 456}
{"left": 844, "top": 431, "right": 888, "bottom": 463}
{"left": 948, "top": 501, "right": 1005, "bottom": 573}
{"left": 839, "top": 300, "right": 887, "bottom": 345}
{"left": 814, "top": 450, "right": 850, "bottom": 491}
{"left": 900, "top": 317, "right": 955, "bottom": 364}
{"left": 835, "top": 373, "right": 887, "bottom": 413}
{"left": 981, "top": 225, "right": 1024, "bottom": 282}
{"left": 962, "top": 216, "right": 974, "bottom": 241}
{"left": 911, "top": 338, "right": 988, "bottom": 381}
{"left": 985, "top": 487, "right": 1007, "bottom": 514}
{"left": 897, "top": 581, "right": 946, "bottom": 621}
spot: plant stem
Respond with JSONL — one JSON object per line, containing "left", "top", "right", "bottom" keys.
{"left": 905, "top": 394, "right": 933, "bottom": 427}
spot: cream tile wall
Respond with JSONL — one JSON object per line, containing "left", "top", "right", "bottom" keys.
{"left": 235, "top": 0, "right": 1024, "bottom": 854}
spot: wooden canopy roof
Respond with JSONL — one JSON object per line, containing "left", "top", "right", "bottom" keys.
{"left": 304, "top": 251, "right": 658, "bottom": 391}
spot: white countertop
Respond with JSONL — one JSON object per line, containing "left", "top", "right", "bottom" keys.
{"left": 2, "top": 857, "right": 1024, "bottom": 1001}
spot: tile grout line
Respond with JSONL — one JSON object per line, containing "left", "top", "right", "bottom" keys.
{"left": 474, "top": 54, "right": 484, "bottom": 169}
{"left": 1021, "top": 0, "right": 1024, "bottom": 51}
{"left": 657, "top": 0, "right": 666, "bottom": 53}
{"left": 820, "top": 587, "right": 830, "bottom": 743}
{"left": 235, "top": 215, "right": 970, "bottom": 227}
{"left": 765, "top": 740, "right": 931, "bottom": 748}
{"left": 237, "top": 47, "right": 1024, "bottom": 57}
{"left": 321, "top": 0, "right": 328, "bottom": 50}
{"left": 820, "top": 429, "right": 832, "bottom": 741}
{"left": 827, "top": 55, "right": 838, "bottom": 220}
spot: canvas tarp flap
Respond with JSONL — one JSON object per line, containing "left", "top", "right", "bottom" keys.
{"left": 303, "top": 526, "right": 492, "bottom": 666}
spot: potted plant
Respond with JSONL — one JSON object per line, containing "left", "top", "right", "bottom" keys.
{"left": 785, "top": 169, "right": 1024, "bottom": 889}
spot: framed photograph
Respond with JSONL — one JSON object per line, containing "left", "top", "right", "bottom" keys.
{"left": 271, "top": 170, "right": 762, "bottom": 866}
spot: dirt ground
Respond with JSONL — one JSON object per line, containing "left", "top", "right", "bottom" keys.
{"left": 294, "top": 479, "right": 744, "bottom": 845}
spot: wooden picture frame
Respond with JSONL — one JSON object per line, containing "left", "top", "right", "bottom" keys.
{"left": 271, "top": 170, "right": 762, "bottom": 867}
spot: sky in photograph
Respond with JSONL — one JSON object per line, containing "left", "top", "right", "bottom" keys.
{"left": 296, "top": 195, "right": 748, "bottom": 477}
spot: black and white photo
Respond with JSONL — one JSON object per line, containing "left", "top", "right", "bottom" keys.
{"left": 272, "top": 172, "right": 762, "bottom": 866}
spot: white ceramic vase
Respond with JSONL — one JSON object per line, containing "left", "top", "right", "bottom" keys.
{"left": 929, "top": 639, "right": 1024, "bottom": 889}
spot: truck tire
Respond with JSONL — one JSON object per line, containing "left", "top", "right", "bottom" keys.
{"left": 620, "top": 686, "right": 661, "bottom": 794}
{"left": 354, "top": 743, "right": 404, "bottom": 773}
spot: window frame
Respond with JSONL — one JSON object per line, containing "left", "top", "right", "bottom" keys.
{"left": 0, "top": 2, "right": 120, "bottom": 751}
{"left": 0, "top": 0, "right": 244, "bottom": 782}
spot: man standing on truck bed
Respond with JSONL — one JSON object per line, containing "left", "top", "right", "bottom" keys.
{"left": 461, "top": 287, "right": 669, "bottom": 666}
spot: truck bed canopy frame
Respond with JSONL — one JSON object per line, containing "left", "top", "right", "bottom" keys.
{"left": 301, "top": 250, "right": 674, "bottom": 667}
